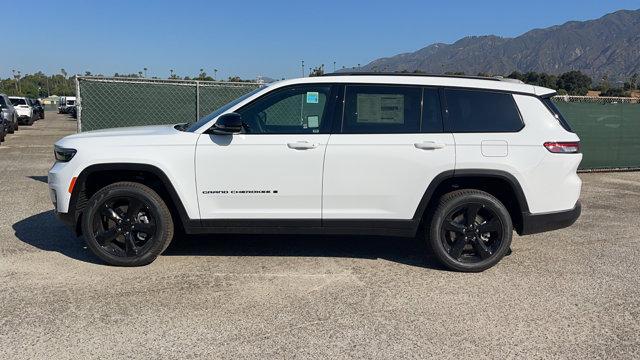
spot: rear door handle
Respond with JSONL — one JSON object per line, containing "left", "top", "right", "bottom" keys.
{"left": 287, "top": 141, "right": 318, "bottom": 150}
{"left": 414, "top": 141, "right": 445, "bottom": 150}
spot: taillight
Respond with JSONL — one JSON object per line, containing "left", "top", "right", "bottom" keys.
{"left": 544, "top": 141, "right": 580, "bottom": 154}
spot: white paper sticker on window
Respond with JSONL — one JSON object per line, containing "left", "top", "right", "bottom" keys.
{"left": 356, "top": 94, "right": 404, "bottom": 124}
{"left": 307, "top": 115, "right": 319, "bottom": 128}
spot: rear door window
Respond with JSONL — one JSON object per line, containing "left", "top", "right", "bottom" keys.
{"left": 444, "top": 89, "right": 523, "bottom": 132}
{"left": 342, "top": 85, "right": 421, "bottom": 134}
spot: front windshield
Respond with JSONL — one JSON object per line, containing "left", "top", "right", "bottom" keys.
{"left": 185, "top": 87, "right": 265, "bottom": 132}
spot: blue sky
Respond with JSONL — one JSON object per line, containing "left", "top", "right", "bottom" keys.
{"left": 2, "top": 0, "right": 639, "bottom": 79}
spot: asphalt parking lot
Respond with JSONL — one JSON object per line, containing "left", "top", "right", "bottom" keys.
{"left": 0, "top": 112, "right": 639, "bottom": 359}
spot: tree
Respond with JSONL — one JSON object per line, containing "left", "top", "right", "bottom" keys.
{"left": 601, "top": 87, "right": 629, "bottom": 97}
{"left": 308, "top": 65, "right": 325, "bottom": 77}
{"left": 195, "top": 69, "right": 213, "bottom": 81}
{"left": 0, "top": 72, "right": 75, "bottom": 96}
{"left": 556, "top": 71, "right": 591, "bottom": 95}
{"left": 507, "top": 71, "right": 524, "bottom": 81}
{"left": 631, "top": 73, "right": 638, "bottom": 90}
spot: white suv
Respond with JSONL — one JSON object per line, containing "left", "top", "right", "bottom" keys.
{"left": 49, "top": 74, "right": 582, "bottom": 271}
{"left": 9, "top": 96, "right": 35, "bottom": 125}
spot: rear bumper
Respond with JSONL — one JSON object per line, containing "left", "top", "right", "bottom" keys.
{"left": 519, "top": 201, "right": 581, "bottom": 235}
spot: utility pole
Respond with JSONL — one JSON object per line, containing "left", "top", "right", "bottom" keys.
{"left": 12, "top": 69, "right": 18, "bottom": 93}
{"left": 301, "top": 60, "right": 305, "bottom": 77}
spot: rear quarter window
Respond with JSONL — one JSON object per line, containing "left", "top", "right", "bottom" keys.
{"left": 542, "top": 97, "right": 574, "bottom": 133}
{"left": 444, "top": 89, "right": 523, "bottom": 132}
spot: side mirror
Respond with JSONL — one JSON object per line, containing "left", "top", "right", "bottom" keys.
{"left": 212, "top": 112, "right": 243, "bottom": 135}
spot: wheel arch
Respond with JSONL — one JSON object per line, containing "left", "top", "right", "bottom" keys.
{"left": 69, "top": 163, "right": 193, "bottom": 236}
{"left": 413, "top": 169, "right": 530, "bottom": 235}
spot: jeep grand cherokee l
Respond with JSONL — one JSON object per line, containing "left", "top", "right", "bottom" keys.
{"left": 49, "top": 74, "right": 581, "bottom": 271}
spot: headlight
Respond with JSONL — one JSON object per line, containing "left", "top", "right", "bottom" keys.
{"left": 54, "top": 146, "right": 77, "bottom": 162}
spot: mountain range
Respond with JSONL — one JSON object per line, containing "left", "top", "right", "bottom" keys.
{"left": 350, "top": 9, "right": 640, "bottom": 81}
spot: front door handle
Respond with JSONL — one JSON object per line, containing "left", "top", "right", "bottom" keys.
{"left": 287, "top": 141, "right": 318, "bottom": 150}
{"left": 414, "top": 141, "right": 445, "bottom": 150}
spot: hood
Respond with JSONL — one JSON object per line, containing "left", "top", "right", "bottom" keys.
{"left": 65, "top": 124, "right": 179, "bottom": 140}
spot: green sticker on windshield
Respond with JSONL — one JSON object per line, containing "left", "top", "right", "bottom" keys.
{"left": 306, "top": 92, "right": 319, "bottom": 104}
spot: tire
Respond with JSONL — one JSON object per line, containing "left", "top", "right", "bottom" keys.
{"left": 12, "top": 116, "right": 18, "bottom": 132}
{"left": 81, "top": 181, "right": 174, "bottom": 266}
{"left": 428, "top": 189, "right": 512, "bottom": 272}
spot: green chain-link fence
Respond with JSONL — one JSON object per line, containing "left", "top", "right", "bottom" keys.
{"left": 552, "top": 96, "right": 640, "bottom": 170}
{"left": 76, "top": 77, "right": 640, "bottom": 170}
{"left": 77, "top": 77, "right": 261, "bottom": 132}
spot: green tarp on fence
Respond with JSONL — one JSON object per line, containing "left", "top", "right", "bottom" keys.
{"left": 553, "top": 101, "right": 640, "bottom": 170}
{"left": 78, "top": 78, "right": 260, "bottom": 132}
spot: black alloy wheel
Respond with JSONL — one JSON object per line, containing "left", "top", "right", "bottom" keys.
{"left": 429, "top": 189, "right": 512, "bottom": 272}
{"left": 92, "top": 196, "right": 158, "bottom": 257}
{"left": 441, "top": 203, "right": 503, "bottom": 263}
{"left": 82, "top": 182, "right": 174, "bottom": 266}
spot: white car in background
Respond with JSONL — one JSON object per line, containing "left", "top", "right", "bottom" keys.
{"left": 58, "top": 96, "right": 77, "bottom": 114}
{"left": 9, "top": 96, "right": 35, "bottom": 125}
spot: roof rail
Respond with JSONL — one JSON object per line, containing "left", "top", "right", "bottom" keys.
{"left": 322, "top": 72, "right": 504, "bottom": 82}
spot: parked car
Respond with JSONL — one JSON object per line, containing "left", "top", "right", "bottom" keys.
{"left": 50, "top": 73, "right": 582, "bottom": 271}
{"left": 69, "top": 105, "right": 77, "bottom": 119}
{"left": 0, "top": 111, "right": 7, "bottom": 143}
{"left": 9, "top": 96, "right": 35, "bottom": 125}
{"left": 0, "top": 94, "right": 18, "bottom": 133}
{"left": 58, "top": 96, "right": 76, "bottom": 114}
{"left": 31, "top": 98, "right": 45, "bottom": 120}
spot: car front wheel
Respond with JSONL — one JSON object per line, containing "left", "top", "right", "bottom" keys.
{"left": 428, "top": 189, "right": 513, "bottom": 272}
{"left": 81, "top": 182, "right": 174, "bottom": 266}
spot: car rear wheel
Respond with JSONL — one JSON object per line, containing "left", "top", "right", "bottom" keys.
{"left": 428, "top": 189, "right": 512, "bottom": 272}
{"left": 81, "top": 182, "right": 174, "bottom": 266}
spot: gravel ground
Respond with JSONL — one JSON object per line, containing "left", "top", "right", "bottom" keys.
{"left": 0, "top": 112, "right": 638, "bottom": 359}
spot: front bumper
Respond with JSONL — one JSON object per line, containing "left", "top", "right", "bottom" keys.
{"left": 55, "top": 210, "right": 76, "bottom": 229}
{"left": 519, "top": 201, "right": 582, "bottom": 235}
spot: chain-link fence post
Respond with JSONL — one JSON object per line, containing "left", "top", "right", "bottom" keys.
{"left": 75, "top": 77, "right": 82, "bottom": 132}
{"left": 196, "top": 80, "right": 200, "bottom": 120}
